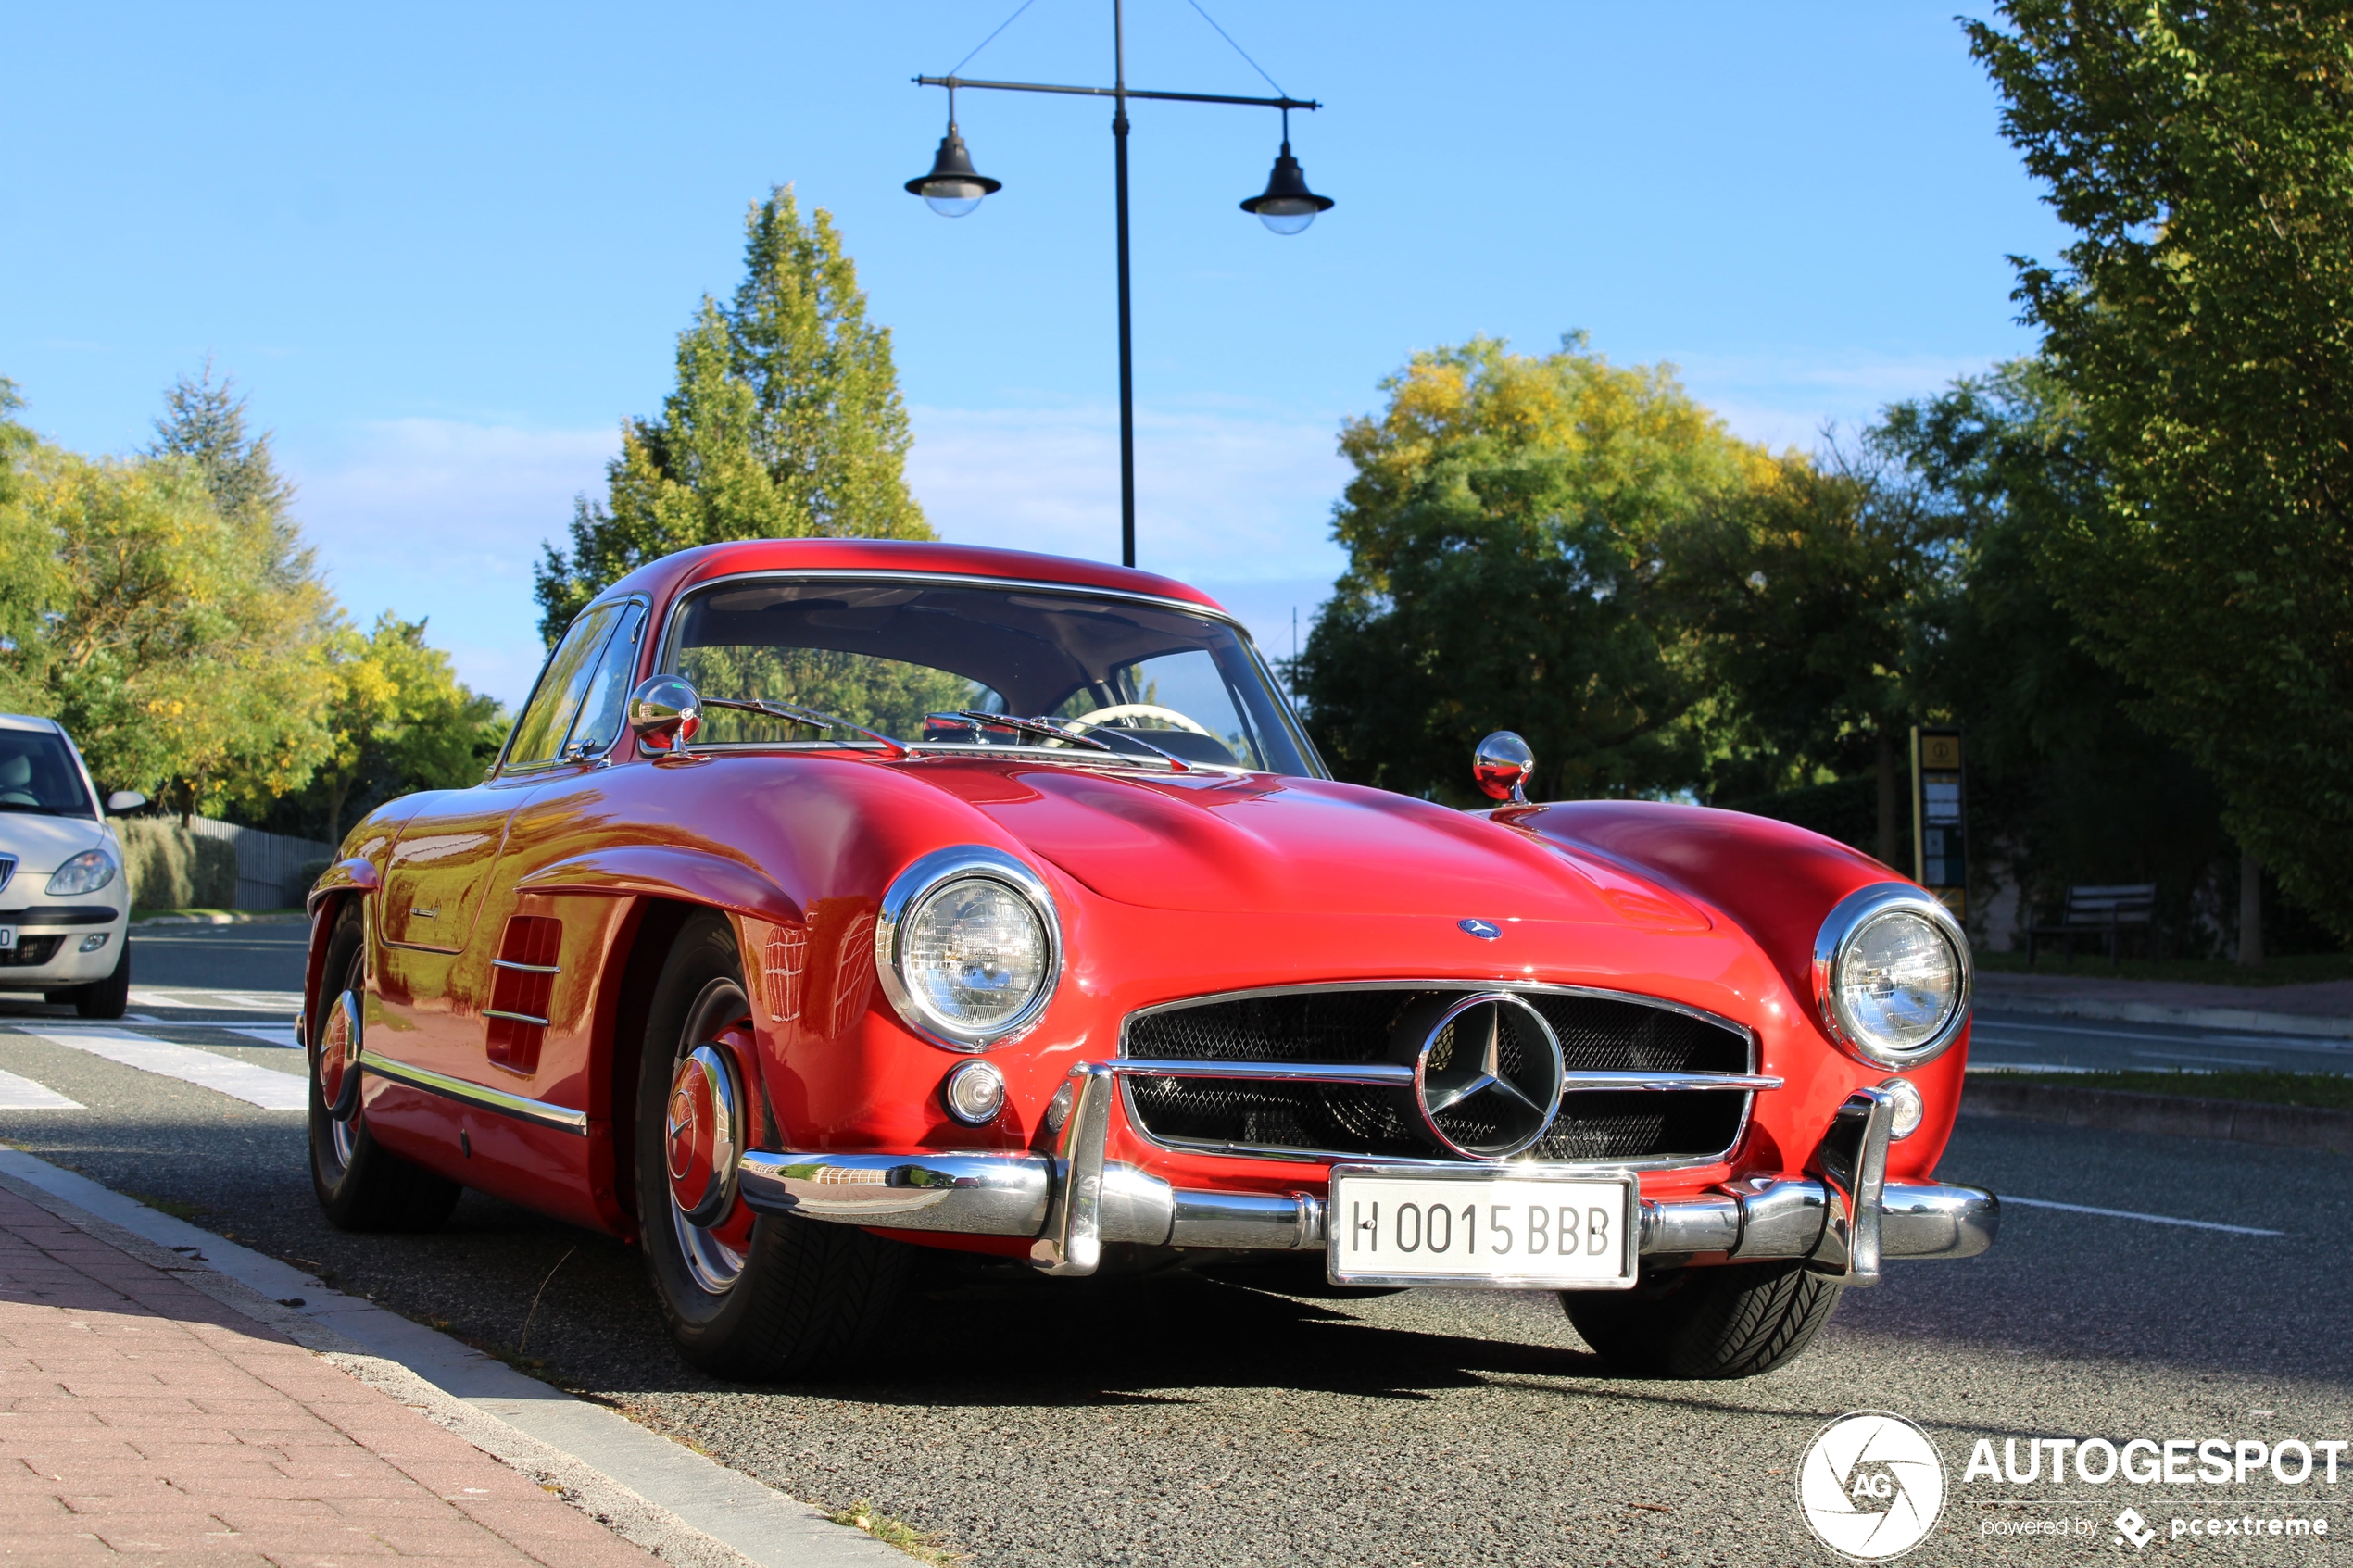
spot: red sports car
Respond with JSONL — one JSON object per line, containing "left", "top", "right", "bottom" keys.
{"left": 302, "top": 538, "right": 1994, "bottom": 1381}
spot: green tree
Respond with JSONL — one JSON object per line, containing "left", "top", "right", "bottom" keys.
{"left": 1880, "top": 360, "right": 2236, "bottom": 947}
{"left": 304, "top": 613, "right": 506, "bottom": 845}
{"left": 0, "top": 381, "right": 60, "bottom": 715}
{"left": 1299, "top": 335, "right": 1771, "bottom": 802}
{"left": 1968, "top": 2, "right": 2353, "bottom": 941}
{"left": 19, "top": 450, "right": 336, "bottom": 812}
{"left": 535, "top": 186, "right": 931, "bottom": 643}
{"left": 1660, "top": 447, "right": 1959, "bottom": 865}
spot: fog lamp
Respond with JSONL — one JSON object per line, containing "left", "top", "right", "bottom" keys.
{"left": 1879, "top": 1076, "right": 1925, "bottom": 1140}
{"left": 78, "top": 934, "right": 109, "bottom": 954}
{"left": 942, "top": 1060, "right": 1007, "bottom": 1125}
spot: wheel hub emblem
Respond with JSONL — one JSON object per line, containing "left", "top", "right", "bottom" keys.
{"left": 664, "top": 1043, "right": 741, "bottom": 1226}
{"left": 1392, "top": 992, "right": 1565, "bottom": 1160}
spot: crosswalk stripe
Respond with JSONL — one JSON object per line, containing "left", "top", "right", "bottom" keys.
{"left": 14, "top": 1029, "right": 308, "bottom": 1110}
{"left": 0, "top": 1066, "right": 82, "bottom": 1110}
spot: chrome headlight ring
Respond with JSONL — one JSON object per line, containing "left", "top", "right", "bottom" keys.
{"left": 1811, "top": 883, "right": 1972, "bottom": 1070}
{"left": 874, "top": 845, "right": 1063, "bottom": 1052}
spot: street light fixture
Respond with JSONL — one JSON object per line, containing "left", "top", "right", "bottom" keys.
{"left": 905, "top": 89, "right": 1002, "bottom": 218}
{"left": 906, "top": 0, "right": 1328, "bottom": 569}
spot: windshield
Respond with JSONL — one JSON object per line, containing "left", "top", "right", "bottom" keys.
{"left": 664, "top": 578, "right": 1319, "bottom": 776}
{"left": 0, "top": 729, "right": 94, "bottom": 817}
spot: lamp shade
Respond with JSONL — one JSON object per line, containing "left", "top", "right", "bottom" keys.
{"left": 906, "top": 128, "right": 1001, "bottom": 218}
{"left": 1239, "top": 142, "right": 1333, "bottom": 235}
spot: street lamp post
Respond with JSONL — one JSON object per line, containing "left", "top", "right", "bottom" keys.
{"left": 906, "top": 1, "right": 1329, "bottom": 569}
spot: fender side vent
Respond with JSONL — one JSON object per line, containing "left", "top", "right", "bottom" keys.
{"left": 485, "top": 916, "right": 562, "bottom": 1072}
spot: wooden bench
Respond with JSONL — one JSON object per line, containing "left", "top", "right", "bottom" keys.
{"left": 2025, "top": 884, "right": 2158, "bottom": 968}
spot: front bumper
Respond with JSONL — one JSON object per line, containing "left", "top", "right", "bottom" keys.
{"left": 0, "top": 905, "right": 125, "bottom": 985}
{"left": 736, "top": 1064, "right": 1998, "bottom": 1285}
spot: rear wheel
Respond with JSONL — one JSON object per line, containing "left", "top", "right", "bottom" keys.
{"left": 636, "top": 913, "right": 912, "bottom": 1381}
{"left": 1562, "top": 1260, "right": 1844, "bottom": 1379}
{"left": 308, "top": 901, "right": 461, "bottom": 1232}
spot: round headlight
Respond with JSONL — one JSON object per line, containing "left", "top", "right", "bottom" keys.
{"left": 46, "top": 849, "right": 118, "bottom": 897}
{"left": 875, "top": 847, "right": 1061, "bottom": 1050}
{"left": 1812, "top": 884, "right": 1970, "bottom": 1069}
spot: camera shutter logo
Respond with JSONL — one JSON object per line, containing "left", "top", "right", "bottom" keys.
{"left": 1796, "top": 1411, "right": 1946, "bottom": 1561}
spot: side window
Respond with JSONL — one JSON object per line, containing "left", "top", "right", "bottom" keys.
{"left": 503, "top": 605, "right": 621, "bottom": 770}
{"left": 561, "top": 603, "right": 648, "bottom": 759}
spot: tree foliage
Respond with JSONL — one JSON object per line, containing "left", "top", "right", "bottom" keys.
{"left": 0, "top": 370, "right": 498, "bottom": 833}
{"left": 1298, "top": 335, "right": 1771, "bottom": 802}
{"left": 535, "top": 186, "right": 932, "bottom": 643}
{"left": 1968, "top": 1, "right": 2353, "bottom": 941}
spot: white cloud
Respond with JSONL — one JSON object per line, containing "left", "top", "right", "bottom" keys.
{"left": 1668, "top": 350, "right": 2002, "bottom": 452}
{"left": 283, "top": 419, "right": 617, "bottom": 706}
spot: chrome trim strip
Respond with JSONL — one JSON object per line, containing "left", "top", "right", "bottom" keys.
{"left": 356, "top": 1049, "right": 588, "bottom": 1135}
{"left": 1117, "top": 979, "right": 1765, "bottom": 1170}
{"left": 1807, "top": 1087, "right": 1896, "bottom": 1285}
{"left": 1106, "top": 1060, "right": 1776, "bottom": 1092}
{"left": 491, "top": 959, "right": 561, "bottom": 975}
{"left": 737, "top": 1150, "right": 1052, "bottom": 1234}
{"left": 1032, "top": 1062, "right": 1116, "bottom": 1274}
{"left": 482, "top": 1008, "right": 551, "bottom": 1027}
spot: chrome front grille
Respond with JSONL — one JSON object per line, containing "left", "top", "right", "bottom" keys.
{"left": 1118, "top": 984, "right": 1763, "bottom": 1167}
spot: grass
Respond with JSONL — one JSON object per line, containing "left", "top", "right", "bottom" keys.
{"left": 1974, "top": 948, "right": 2353, "bottom": 987}
{"left": 825, "top": 1499, "right": 963, "bottom": 1563}
{"left": 1992, "top": 1067, "right": 2353, "bottom": 1110}
{"left": 123, "top": 1190, "right": 208, "bottom": 1222}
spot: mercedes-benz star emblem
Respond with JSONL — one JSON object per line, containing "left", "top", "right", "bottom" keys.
{"left": 1458, "top": 917, "right": 1501, "bottom": 940}
{"left": 1390, "top": 991, "right": 1566, "bottom": 1159}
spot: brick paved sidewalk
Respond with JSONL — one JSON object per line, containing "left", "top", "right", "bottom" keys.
{"left": 0, "top": 1185, "right": 661, "bottom": 1565}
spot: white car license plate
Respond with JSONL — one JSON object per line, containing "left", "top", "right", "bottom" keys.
{"left": 0, "top": 926, "right": 14, "bottom": 951}
{"left": 1327, "top": 1164, "right": 1640, "bottom": 1290}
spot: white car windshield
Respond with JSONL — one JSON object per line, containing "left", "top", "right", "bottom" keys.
{"left": 663, "top": 578, "right": 1319, "bottom": 776}
{"left": 0, "top": 731, "right": 94, "bottom": 817}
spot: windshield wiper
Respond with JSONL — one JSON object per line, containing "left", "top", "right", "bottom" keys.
{"left": 944, "top": 712, "right": 1189, "bottom": 773}
{"left": 700, "top": 696, "right": 911, "bottom": 759}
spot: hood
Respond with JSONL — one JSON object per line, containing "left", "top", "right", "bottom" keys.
{"left": 0, "top": 812, "right": 107, "bottom": 883}
{"left": 909, "top": 761, "right": 1708, "bottom": 929}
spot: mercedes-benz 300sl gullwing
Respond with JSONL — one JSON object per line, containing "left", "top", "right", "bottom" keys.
{"left": 301, "top": 539, "right": 1996, "bottom": 1381}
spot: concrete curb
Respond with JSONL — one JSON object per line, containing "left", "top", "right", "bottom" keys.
{"left": 1963, "top": 1077, "right": 2353, "bottom": 1153}
{"left": 1975, "top": 989, "right": 2353, "bottom": 1040}
{"left": 0, "top": 1147, "right": 906, "bottom": 1568}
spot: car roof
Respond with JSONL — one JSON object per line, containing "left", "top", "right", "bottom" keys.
{"left": 596, "top": 539, "right": 1229, "bottom": 623}
{"left": 0, "top": 714, "right": 65, "bottom": 735}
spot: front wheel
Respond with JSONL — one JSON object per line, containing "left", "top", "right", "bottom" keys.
{"left": 636, "top": 913, "right": 912, "bottom": 1382}
{"left": 73, "top": 942, "right": 131, "bottom": 1020}
{"left": 308, "top": 901, "right": 461, "bottom": 1232}
{"left": 1562, "top": 1260, "right": 1845, "bottom": 1379}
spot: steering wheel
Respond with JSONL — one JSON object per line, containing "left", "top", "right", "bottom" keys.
{"left": 1068, "top": 703, "right": 1214, "bottom": 736}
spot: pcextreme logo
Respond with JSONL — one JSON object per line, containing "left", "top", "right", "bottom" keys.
{"left": 1798, "top": 1411, "right": 1948, "bottom": 1561}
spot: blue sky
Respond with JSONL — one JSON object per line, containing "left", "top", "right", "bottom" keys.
{"left": 2, "top": 3, "right": 2063, "bottom": 705}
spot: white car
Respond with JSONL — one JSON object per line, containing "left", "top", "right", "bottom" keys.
{"left": 0, "top": 714, "right": 144, "bottom": 1019}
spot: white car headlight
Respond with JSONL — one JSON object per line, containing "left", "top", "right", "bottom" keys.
{"left": 1812, "top": 884, "right": 1970, "bottom": 1069}
{"left": 46, "top": 849, "right": 118, "bottom": 898}
{"left": 875, "top": 847, "right": 1061, "bottom": 1050}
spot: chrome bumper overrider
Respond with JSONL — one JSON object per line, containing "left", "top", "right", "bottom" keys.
{"left": 732, "top": 1070, "right": 1997, "bottom": 1283}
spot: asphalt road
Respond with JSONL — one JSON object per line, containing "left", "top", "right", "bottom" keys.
{"left": 2, "top": 928, "right": 2347, "bottom": 1566}
{"left": 1973, "top": 1007, "right": 2353, "bottom": 1075}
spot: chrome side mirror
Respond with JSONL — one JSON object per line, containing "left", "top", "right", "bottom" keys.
{"left": 627, "top": 674, "right": 702, "bottom": 756}
{"left": 105, "top": 790, "right": 147, "bottom": 814}
{"left": 1473, "top": 731, "right": 1535, "bottom": 804}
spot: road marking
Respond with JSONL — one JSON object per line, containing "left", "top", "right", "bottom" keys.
{"left": 9, "top": 1028, "right": 307, "bottom": 1110}
{"left": 2001, "top": 1195, "right": 2284, "bottom": 1236}
{"left": 229, "top": 1026, "right": 301, "bottom": 1049}
{"left": 1974, "top": 1020, "right": 2353, "bottom": 1053}
{"left": 127, "top": 987, "right": 302, "bottom": 1013}
{"left": 0, "top": 1066, "right": 82, "bottom": 1110}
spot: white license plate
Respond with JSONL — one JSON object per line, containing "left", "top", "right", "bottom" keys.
{"left": 1327, "top": 1164, "right": 1640, "bottom": 1289}
{"left": 0, "top": 926, "right": 14, "bottom": 951}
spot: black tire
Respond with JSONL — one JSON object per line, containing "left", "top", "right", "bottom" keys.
{"left": 73, "top": 943, "right": 131, "bottom": 1020}
{"left": 636, "top": 913, "right": 912, "bottom": 1382}
{"left": 1562, "top": 1260, "right": 1845, "bottom": 1379}
{"left": 308, "top": 901, "right": 462, "bottom": 1232}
